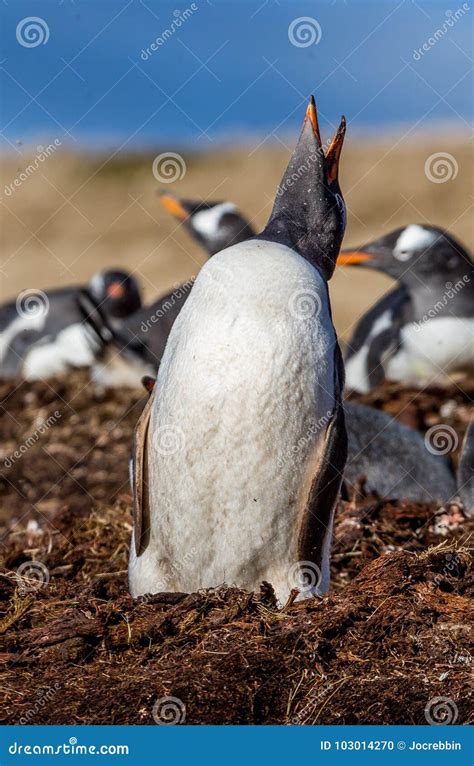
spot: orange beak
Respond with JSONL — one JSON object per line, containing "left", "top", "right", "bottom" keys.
{"left": 325, "top": 116, "right": 346, "bottom": 184}
{"left": 304, "top": 95, "right": 322, "bottom": 146}
{"left": 336, "top": 251, "right": 373, "bottom": 266}
{"left": 107, "top": 282, "right": 125, "bottom": 298}
{"left": 159, "top": 193, "right": 188, "bottom": 221}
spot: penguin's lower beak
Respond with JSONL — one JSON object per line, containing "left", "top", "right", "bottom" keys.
{"left": 159, "top": 193, "right": 189, "bottom": 221}
{"left": 336, "top": 251, "right": 373, "bottom": 266}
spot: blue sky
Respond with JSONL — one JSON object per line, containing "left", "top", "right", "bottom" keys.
{"left": 0, "top": 0, "right": 472, "bottom": 150}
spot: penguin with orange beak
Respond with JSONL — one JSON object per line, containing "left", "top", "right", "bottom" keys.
{"left": 338, "top": 225, "right": 473, "bottom": 392}
{"left": 129, "top": 97, "right": 348, "bottom": 602}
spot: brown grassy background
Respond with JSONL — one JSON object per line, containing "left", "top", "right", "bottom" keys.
{"left": 1, "top": 133, "right": 471, "bottom": 341}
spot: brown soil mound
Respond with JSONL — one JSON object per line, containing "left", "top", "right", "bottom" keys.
{"left": 0, "top": 374, "right": 473, "bottom": 725}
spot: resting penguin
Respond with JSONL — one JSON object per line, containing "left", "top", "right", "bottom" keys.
{"left": 0, "top": 270, "right": 141, "bottom": 380}
{"left": 159, "top": 193, "right": 255, "bottom": 256}
{"left": 129, "top": 97, "right": 348, "bottom": 602}
{"left": 344, "top": 403, "right": 458, "bottom": 504}
{"left": 338, "top": 225, "right": 473, "bottom": 392}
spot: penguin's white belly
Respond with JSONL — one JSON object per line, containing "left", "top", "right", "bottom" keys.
{"left": 386, "top": 317, "right": 474, "bottom": 385}
{"left": 129, "top": 240, "right": 337, "bottom": 602}
{"left": 23, "top": 324, "right": 97, "bottom": 380}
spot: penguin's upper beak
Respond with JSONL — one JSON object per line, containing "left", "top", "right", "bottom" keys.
{"left": 336, "top": 250, "right": 374, "bottom": 266}
{"left": 159, "top": 193, "right": 189, "bottom": 221}
{"left": 304, "top": 95, "right": 323, "bottom": 146}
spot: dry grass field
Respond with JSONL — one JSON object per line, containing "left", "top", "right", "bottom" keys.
{"left": 1, "top": 133, "right": 472, "bottom": 340}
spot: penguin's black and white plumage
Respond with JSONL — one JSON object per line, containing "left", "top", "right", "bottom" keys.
{"left": 0, "top": 270, "right": 141, "bottom": 380}
{"left": 159, "top": 193, "right": 255, "bottom": 256}
{"left": 339, "top": 225, "right": 473, "bottom": 392}
{"left": 129, "top": 97, "right": 348, "bottom": 602}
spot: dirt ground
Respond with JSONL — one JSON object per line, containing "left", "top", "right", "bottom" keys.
{"left": 0, "top": 374, "right": 472, "bottom": 725}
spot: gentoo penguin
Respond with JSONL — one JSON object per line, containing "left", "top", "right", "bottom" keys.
{"left": 159, "top": 193, "right": 255, "bottom": 256}
{"left": 344, "top": 403, "right": 457, "bottom": 503}
{"left": 338, "top": 225, "right": 473, "bottom": 392}
{"left": 0, "top": 270, "right": 141, "bottom": 380}
{"left": 129, "top": 97, "right": 348, "bottom": 602}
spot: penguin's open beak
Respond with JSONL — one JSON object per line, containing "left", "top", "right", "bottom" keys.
{"left": 159, "top": 193, "right": 189, "bottom": 221}
{"left": 336, "top": 250, "right": 373, "bottom": 266}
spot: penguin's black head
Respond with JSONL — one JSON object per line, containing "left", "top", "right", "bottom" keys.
{"left": 87, "top": 270, "right": 142, "bottom": 318}
{"left": 338, "top": 225, "right": 472, "bottom": 286}
{"left": 260, "top": 96, "right": 347, "bottom": 281}
{"left": 159, "top": 193, "right": 255, "bottom": 256}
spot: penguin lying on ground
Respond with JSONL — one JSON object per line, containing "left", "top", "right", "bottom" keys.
{"left": 129, "top": 97, "right": 348, "bottom": 602}
{"left": 132, "top": 378, "right": 473, "bottom": 515}
{"left": 338, "top": 225, "right": 473, "bottom": 392}
{"left": 345, "top": 403, "right": 473, "bottom": 513}
{"left": 0, "top": 270, "right": 141, "bottom": 380}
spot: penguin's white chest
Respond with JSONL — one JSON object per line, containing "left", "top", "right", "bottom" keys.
{"left": 386, "top": 317, "right": 474, "bottom": 385}
{"left": 129, "top": 241, "right": 337, "bottom": 602}
{"left": 22, "top": 324, "right": 98, "bottom": 380}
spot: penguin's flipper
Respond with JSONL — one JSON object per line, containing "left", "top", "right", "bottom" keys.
{"left": 296, "top": 343, "right": 347, "bottom": 591}
{"left": 132, "top": 384, "right": 156, "bottom": 556}
{"left": 457, "top": 420, "right": 474, "bottom": 516}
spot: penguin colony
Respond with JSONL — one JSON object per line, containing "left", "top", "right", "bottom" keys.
{"left": 1, "top": 98, "right": 472, "bottom": 602}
